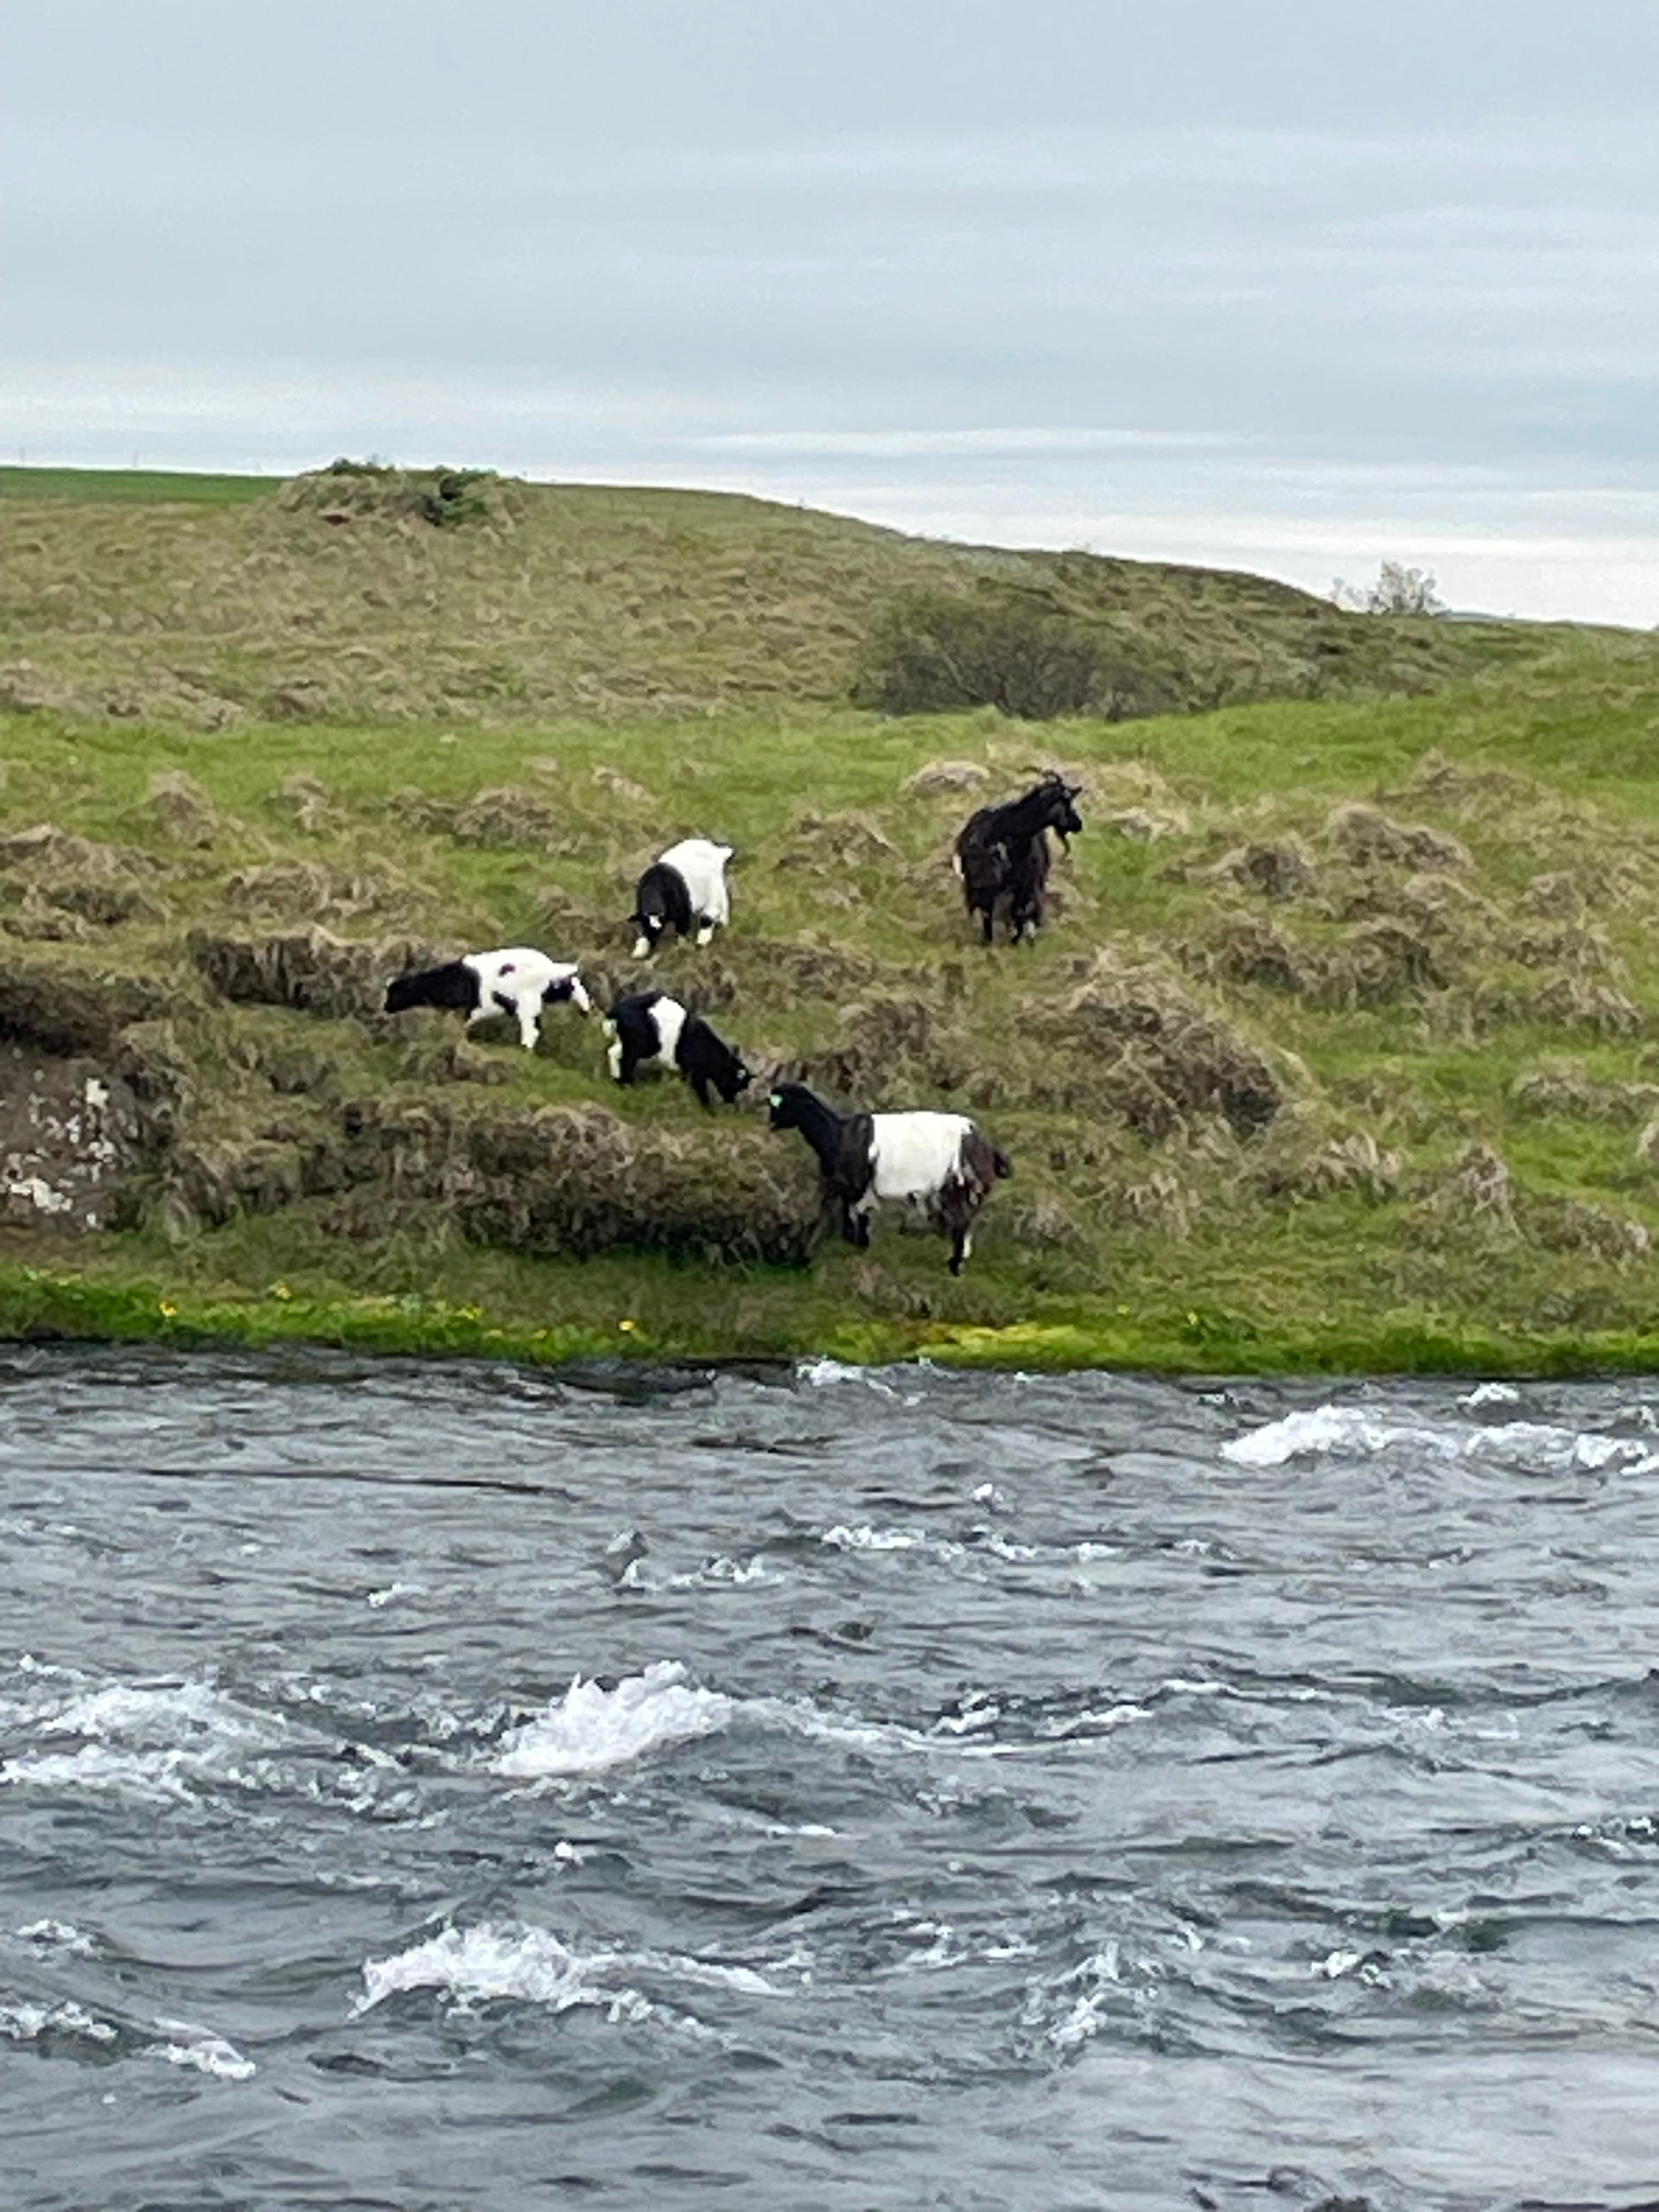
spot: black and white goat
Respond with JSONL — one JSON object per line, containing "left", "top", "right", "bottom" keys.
{"left": 604, "top": 991, "right": 752, "bottom": 1109}
{"left": 767, "top": 1080, "right": 1010, "bottom": 1275}
{"left": 382, "top": 947, "right": 591, "bottom": 1051}
{"left": 630, "top": 837, "right": 733, "bottom": 958}
{"left": 953, "top": 771, "right": 1084, "bottom": 946}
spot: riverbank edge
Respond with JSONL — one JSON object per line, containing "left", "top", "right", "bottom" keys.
{"left": 6, "top": 1259, "right": 1659, "bottom": 1379}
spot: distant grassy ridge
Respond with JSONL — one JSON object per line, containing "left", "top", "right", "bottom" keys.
{"left": 0, "top": 465, "right": 279, "bottom": 507}
{"left": 5, "top": 592, "right": 1659, "bottom": 1368}
{"left": 0, "top": 460, "right": 1577, "bottom": 732}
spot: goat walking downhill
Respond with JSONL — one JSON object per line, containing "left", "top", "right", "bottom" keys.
{"left": 603, "top": 991, "right": 752, "bottom": 1108}
{"left": 631, "top": 838, "right": 734, "bottom": 958}
{"left": 768, "top": 1080, "right": 1011, "bottom": 1274}
{"left": 382, "top": 947, "right": 591, "bottom": 1051}
{"left": 953, "top": 771, "right": 1084, "bottom": 946}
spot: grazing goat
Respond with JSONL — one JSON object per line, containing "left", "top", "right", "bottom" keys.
{"left": 604, "top": 991, "right": 752, "bottom": 1109}
{"left": 768, "top": 1080, "right": 1010, "bottom": 1275}
{"left": 382, "top": 947, "right": 590, "bottom": 1051}
{"left": 631, "top": 837, "right": 733, "bottom": 958}
{"left": 952, "top": 771, "right": 1084, "bottom": 945}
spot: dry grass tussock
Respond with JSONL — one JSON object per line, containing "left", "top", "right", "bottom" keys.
{"left": 1188, "top": 913, "right": 1454, "bottom": 1011}
{"left": 0, "top": 823, "right": 168, "bottom": 940}
{"left": 1509, "top": 1060, "right": 1659, "bottom": 1126}
{"left": 1033, "top": 954, "right": 1283, "bottom": 1139}
{"left": 1173, "top": 775, "right": 1659, "bottom": 1048}
{"left": 187, "top": 927, "right": 439, "bottom": 1022}
{"left": 1325, "top": 803, "right": 1470, "bottom": 874}
{"left": 0, "top": 951, "right": 170, "bottom": 1055}
{"left": 339, "top": 1093, "right": 821, "bottom": 1265}
{"left": 148, "top": 771, "right": 234, "bottom": 848}
{"left": 222, "top": 862, "right": 424, "bottom": 929}
{"left": 1249, "top": 1119, "right": 1405, "bottom": 1205}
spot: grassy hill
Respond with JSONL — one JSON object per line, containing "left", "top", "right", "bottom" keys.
{"left": 4, "top": 471, "right": 1659, "bottom": 1370}
{"left": 0, "top": 461, "right": 1571, "bottom": 731}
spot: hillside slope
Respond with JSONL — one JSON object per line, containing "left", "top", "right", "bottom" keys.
{"left": 7, "top": 626, "right": 1659, "bottom": 1370}
{"left": 0, "top": 462, "right": 1565, "bottom": 731}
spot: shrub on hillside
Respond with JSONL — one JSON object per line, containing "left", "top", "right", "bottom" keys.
{"left": 279, "top": 460, "right": 511, "bottom": 531}
{"left": 855, "top": 588, "right": 1103, "bottom": 719}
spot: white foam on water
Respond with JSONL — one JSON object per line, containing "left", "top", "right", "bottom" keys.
{"left": 356, "top": 1921, "right": 782, "bottom": 2024}
{"left": 1468, "top": 1420, "right": 1659, "bottom": 1472}
{"left": 0, "top": 1997, "right": 117, "bottom": 2045}
{"left": 15, "top": 1918, "right": 98, "bottom": 1957}
{"left": 630, "top": 1950, "right": 781, "bottom": 1997}
{"left": 357, "top": 1923, "right": 603, "bottom": 2015}
{"left": 1037, "top": 1704, "right": 1150, "bottom": 1738}
{"left": 797, "top": 1357, "right": 901, "bottom": 1397}
{"left": 886, "top": 1916, "right": 962, "bottom": 1974}
{"left": 820, "top": 1523, "right": 932, "bottom": 1551}
{"left": 1312, "top": 1949, "right": 1366, "bottom": 1979}
{"left": 931, "top": 1699, "right": 1001, "bottom": 1737}
{"left": 1, "top": 1678, "right": 277, "bottom": 1800}
{"left": 1462, "top": 1381, "right": 1521, "bottom": 1408}
{"left": 979, "top": 1531, "right": 1046, "bottom": 1562}
{"left": 366, "top": 1581, "right": 426, "bottom": 1608}
{"left": 1038, "top": 1944, "right": 1124, "bottom": 2051}
{"left": 44, "top": 1680, "right": 261, "bottom": 1743}
{"left": 143, "top": 2019, "right": 255, "bottom": 2079}
{"left": 1, "top": 1743, "right": 203, "bottom": 1799}
{"left": 1222, "top": 1404, "right": 1450, "bottom": 1466}
{"left": 668, "top": 1553, "right": 772, "bottom": 1589}
{"left": 1222, "top": 1402, "right": 1659, "bottom": 1474}
{"left": 494, "top": 1662, "right": 732, "bottom": 1780}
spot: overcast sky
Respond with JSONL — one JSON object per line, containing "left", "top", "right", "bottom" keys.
{"left": 4, "top": 1, "right": 1655, "bottom": 621}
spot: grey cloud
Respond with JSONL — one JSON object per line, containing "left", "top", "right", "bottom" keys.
{"left": 2, "top": 0, "right": 1655, "bottom": 620}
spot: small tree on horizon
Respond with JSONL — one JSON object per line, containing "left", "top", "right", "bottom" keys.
{"left": 1330, "top": 561, "right": 1447, "bottom": 617}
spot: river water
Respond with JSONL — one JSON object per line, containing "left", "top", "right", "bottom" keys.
{"left": 4, "top": 1348, "right": 1659, "bottom": 2211}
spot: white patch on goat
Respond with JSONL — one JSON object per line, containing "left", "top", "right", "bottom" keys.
{"left": 462, "top": 950, "right": 588, "bottom": 1051}
{"left": 657, "top": 839, "right": 732, "bottom": 934}
{"left": 650, "top": 997, "right": 689, "bottom": 1068}
{"left": 866, "top": 1114, "right": 974, "bottom": 1208}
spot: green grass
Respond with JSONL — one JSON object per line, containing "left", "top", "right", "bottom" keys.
{"left": 6, "top": 619, "right": 1659, "bottom": 1370}
{"left": 5, "top": 462, "right": 1659, "bottom": 1370}
{"left": 0, "top": 465, "right": 279, "bottom": 507}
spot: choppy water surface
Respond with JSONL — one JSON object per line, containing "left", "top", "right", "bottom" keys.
{"left": 5, "top": 1351, "right": 1659, "bottom": 2211}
